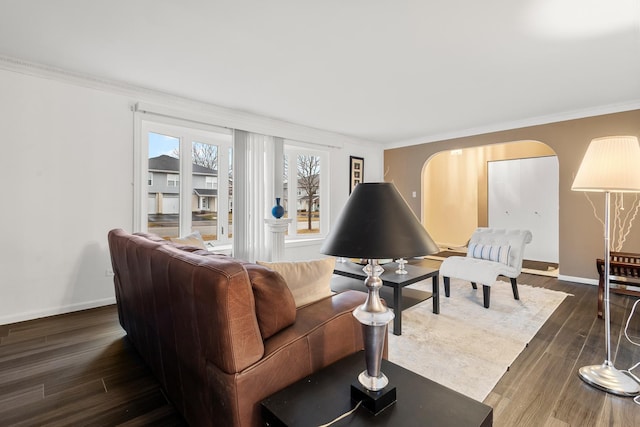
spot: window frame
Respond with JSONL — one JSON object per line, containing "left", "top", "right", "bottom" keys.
{"left": 134, "top": 115, "right": 232, "bottom": 245}
{"left": 283, "top": 143, "right": 329, "bottom": 240}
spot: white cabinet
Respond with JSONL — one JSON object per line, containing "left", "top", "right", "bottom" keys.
{"left": 488, "top": 156, "right": 559, "bottom": 263}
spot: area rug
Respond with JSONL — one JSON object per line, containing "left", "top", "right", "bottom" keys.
{"left": 387, "top": 278, "right": 570, "bottom": 402}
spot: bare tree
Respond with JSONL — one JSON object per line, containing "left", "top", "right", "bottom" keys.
{"left": 297, "top": 155, "right": 320, "bottom": 230}
{"left": 172, "top": 143, "right": 218, "bottom": 170}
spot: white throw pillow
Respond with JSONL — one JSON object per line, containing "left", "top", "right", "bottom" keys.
{"left": 256, "top": 258, "right": 336, "bottom": 308}
{"left": 170, "top": 230, "right": 207, "bottom": 249}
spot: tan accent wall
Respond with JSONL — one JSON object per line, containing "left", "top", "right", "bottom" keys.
{"left": 384, "top": 109, "right": 640, "bottom": 280}
{"left": 424, "top": 141, "right": 555, "bottom": 248}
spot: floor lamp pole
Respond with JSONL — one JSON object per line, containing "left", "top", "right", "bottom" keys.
{"left": 604, "top": 191, "right": 612, "bottom": 364}
{"left": 578, "top": 191, "right": 640, "bottom": 396}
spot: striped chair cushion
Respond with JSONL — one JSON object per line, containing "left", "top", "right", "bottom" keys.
{"left": 467, "top": 243, "right": 511, "bottom": 265}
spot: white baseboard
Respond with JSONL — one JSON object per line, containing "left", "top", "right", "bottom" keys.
{"left": 557, "top": 274, "right": 598, "bottom": 286}
{"left": 0, "top": 297, "right": 117, "bottom": 326}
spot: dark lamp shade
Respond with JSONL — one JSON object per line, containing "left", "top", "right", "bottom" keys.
{"left": 320, "top": 182, "right": 439, "bottom": 259}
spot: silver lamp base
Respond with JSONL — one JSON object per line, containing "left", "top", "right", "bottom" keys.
{"left": 578, "top": 362, "right": 640, "bottom": 396}
{"left": 353, "top": 260, "right": 394, "bottom": 392}
{"left": 358, "top": 370, "right": 389, "bottom": 391}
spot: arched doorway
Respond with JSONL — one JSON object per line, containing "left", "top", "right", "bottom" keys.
{"left": 421, "top": 140, "right": 558, "bottom": 264}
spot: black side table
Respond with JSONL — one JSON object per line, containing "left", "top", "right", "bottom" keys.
{"left": 261, "top": 351, "right": 492, "bottom": 427}
{"left": 332, "top": 261, "right": 440, "bottom": 335}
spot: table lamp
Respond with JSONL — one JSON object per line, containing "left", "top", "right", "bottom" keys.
{"left": 321, "top": 182, "right": 439, "bottom": 413}
{"left": 572, "top": 135, "right": 640, "bottom": 396}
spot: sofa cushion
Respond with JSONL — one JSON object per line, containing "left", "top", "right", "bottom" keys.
{"left": 243, "top": 263, "right": 297, "bottom": 339}
{"left": 257, "top": 258, "right": 335, "bottom": 308}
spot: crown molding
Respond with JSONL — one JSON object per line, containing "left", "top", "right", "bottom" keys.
{"left": 385, "top": 100, "right": 640, "bottom": 150}
{"left": 0, "top": 55, "right": 377, "bottom": 149}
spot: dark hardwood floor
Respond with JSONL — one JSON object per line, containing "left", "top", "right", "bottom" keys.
{"left": 1, "top": 269, "right": 639, "bottom": 426}
{"left": 486, "top": 273, "right": 640, "bottom": 426}
{"left": 0, "top": 307, "right": 186, "bottom": 426}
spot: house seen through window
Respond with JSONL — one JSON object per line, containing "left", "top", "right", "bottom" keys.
{"left": 143, "top": 121, "right": 232, "bottom": 246}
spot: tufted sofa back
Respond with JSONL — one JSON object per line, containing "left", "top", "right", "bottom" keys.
{"left": 107, "top": 228, "right": 296, "bottom": 424}
{"left": 107, "top": 228, "right": 366, "bottom": 426}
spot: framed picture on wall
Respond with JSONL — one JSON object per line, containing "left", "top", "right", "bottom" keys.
{"left": 349, "top": 156, "right": 364, "bottom": 194}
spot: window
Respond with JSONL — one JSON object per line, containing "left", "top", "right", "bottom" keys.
{"left": 282, "top": 144, "right": 329, "bottom": 238}
{"left": 205, "top": 176, "right": 215, "bottom": 189}
{"left": 137, "top": 119, "right": 233, "bottom": 247}
{"left": 167, "top": 174, "right": 179, "bottom": 187}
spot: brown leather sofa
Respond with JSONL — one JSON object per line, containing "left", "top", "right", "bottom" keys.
{"left": 107, "top": 228, "right": 368, "bottom": 427}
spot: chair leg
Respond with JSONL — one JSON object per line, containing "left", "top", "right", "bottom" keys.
{"left": 471, "top": 282, "right": 477, "bottom": 290}
{"left": 444, "top": 276, "right": 450, "bottom": 297}
{"left": 482, "top": 285, "right": 490, "bottom": 308}
{"left": 510, "top": 277, "right": 520, "bottom": 300}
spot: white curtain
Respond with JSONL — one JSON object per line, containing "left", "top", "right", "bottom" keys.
{"left": 233, "top": 130, "right": 278, "bottom": 262}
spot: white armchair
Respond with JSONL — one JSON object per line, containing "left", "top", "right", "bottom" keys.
{"left": 439, "top": 228, "right": 533, "bottom": 308}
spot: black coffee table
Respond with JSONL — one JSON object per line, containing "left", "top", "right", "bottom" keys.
{"left": 261, "top": 351, "right": 492, "bottom": 427}
{"left": 332, "top": 261, "right": 439, "bottom": 335}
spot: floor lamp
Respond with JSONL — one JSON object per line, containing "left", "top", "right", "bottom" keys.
{"left": 572, "top": 135, "right": 640, "bottom": 396}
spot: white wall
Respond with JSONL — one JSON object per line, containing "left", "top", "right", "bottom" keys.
{"left": 0, "top": 69, "right": 133, "bottom": 325}
{"left": 0, "top": 65, "right": 383, "bottom": 325}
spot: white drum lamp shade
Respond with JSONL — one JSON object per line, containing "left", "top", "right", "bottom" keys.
{"left": 572, "top": 135, "right": 640, "bottom": 192}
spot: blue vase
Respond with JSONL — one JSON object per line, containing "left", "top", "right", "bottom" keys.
{"left": 272, "top": 198, "right": 285, "bottom": 219}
